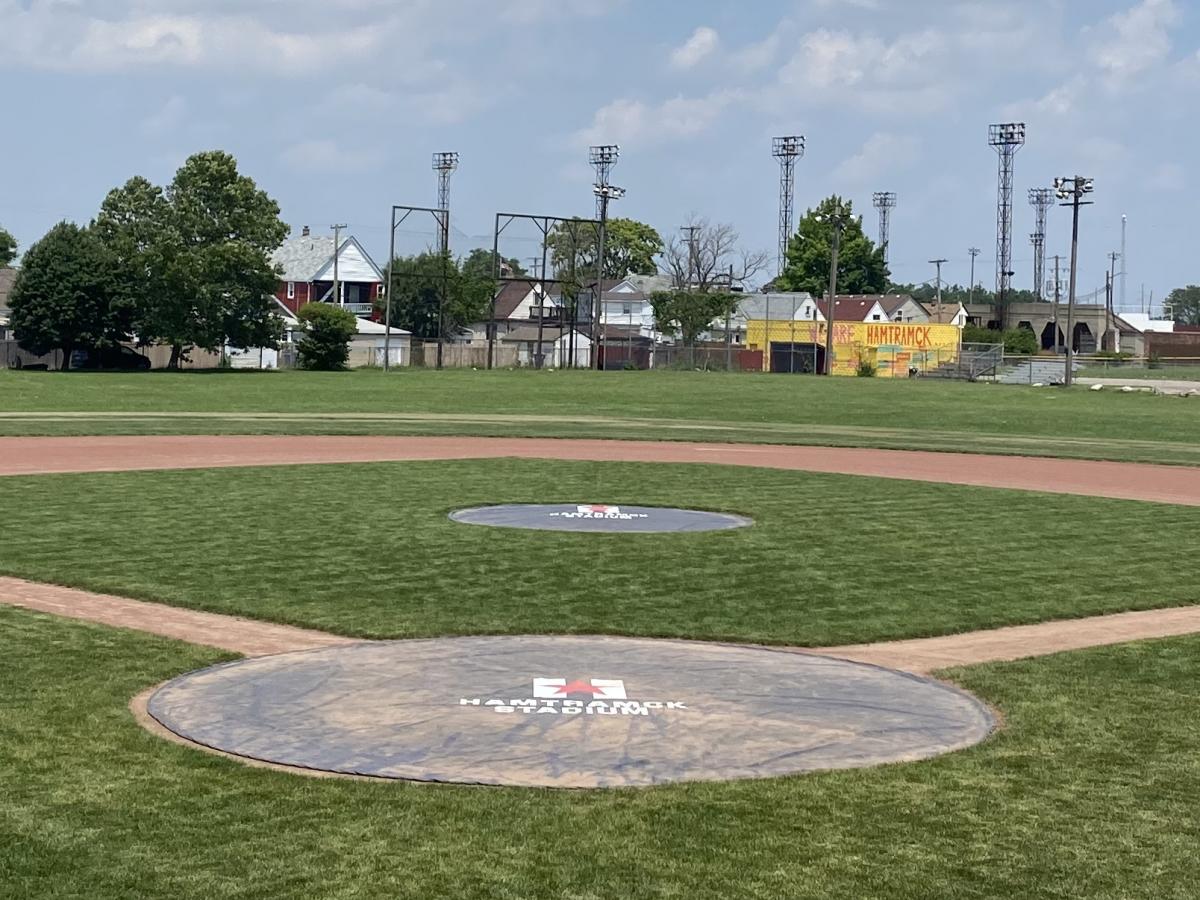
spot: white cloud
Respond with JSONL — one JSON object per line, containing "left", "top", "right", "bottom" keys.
{"left": 833, "top": 132, "right": 921, "bottom": 185}
{"left": 281, "top": 139, "right": 382, "bottom": 174}
{"left": 670, "top": 26, "right": 719, "bottom": 70}
{"left": 1089, "top": 0, "right": 1181, "bottom": 81}
{"left": 574, "top": 91, "right": 739, "bottom": 148}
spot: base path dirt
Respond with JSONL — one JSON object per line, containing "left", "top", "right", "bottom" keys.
{"left": 2, "top": 434, "right": 1200, "bottom": 505}
{"left": 3, "top": 576, "right": 1199, "bottom": 674}
{"left": 0, "top": 577, "right": 354, "bottom": 657}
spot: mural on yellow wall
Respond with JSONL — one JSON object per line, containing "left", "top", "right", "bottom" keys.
{"left": 745, "top": 320, "right": 962, "bottom": 377}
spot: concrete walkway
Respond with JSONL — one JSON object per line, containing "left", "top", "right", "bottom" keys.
{"left": 4, "top": 575, "right": 1198, "bottom": 674}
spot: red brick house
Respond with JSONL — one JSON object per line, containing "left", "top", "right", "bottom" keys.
{"left": 270, "top": 227, "right": 384, "bottom": 316}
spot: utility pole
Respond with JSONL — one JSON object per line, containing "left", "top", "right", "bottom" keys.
{"left": 590, "top": 145, "right": 621, "bottom": 370}
{"left": 331, "top": 223, "right": 347, "bottom": 307}
{"left": 968, "top": 248, "right": 981, "bottom": 306}
{"left": 823, "top": 212, "right": 853, "bottom": 376}
{"left": 1107, "top": 251, "right": 1121, "bottom": 352}
{"left": 1054, "top": 176, "right": 1095, "bottom": 387}
{"left": 929, "top": 258, "right": 948, "bottom": 320}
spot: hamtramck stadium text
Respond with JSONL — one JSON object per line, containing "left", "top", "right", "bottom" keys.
{"left": 459, "top": 698, "right": 689, "bottom": 715}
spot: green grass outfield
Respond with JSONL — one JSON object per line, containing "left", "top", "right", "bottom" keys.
{"left": 2, "top": 369, "right": 1199, "bottom": 464}
{"left": 0, "top": 460, "right": 1195, "bottom": 646}
{"left": 4, "top": 604, "right": 1198, "bottom": 899}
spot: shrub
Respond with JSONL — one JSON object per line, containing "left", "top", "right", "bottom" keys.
{"left": 856, "top": 358, "right": 878, "bottom": 377}
{"left": 962, "top": 324, "right": 1037, "bottom": 356}
{"left": 296, "top": 303, "right": 358, "bottom": 370}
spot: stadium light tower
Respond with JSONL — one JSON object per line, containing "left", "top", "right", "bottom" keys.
{"left": 1028, "top": 188, "right": 1053, "bottom": 300}
{"left": 873, "top": 191, "right": 897, "bottom": 265}
{"left": 772, "top": 136, "right": 805, "bottom": 277}
{"left": 589, "top": 145, "right": 620, "bottom": 219}
{"left": 432, "top": 151, "right": 459, "bottom": 254}
{"left": 989, "top": 123, "right": 1025, "bottom": 325}
{"left": 1054, "top": 175, "right": 1095, "bottom": 387}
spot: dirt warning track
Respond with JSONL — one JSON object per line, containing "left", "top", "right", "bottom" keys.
{"left": 2, "top": 434, "right": 1200, "bottom": 505}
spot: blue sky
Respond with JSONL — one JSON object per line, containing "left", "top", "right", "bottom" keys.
{"left": 2, "top": 0, "right": 1197, "bottom": 312}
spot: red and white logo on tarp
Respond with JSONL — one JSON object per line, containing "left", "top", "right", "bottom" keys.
{"left": 460, "top": 677, "right": 687, "bottom": 716}
{"left": 549, "top": 504, "right": 649, "bottom": 521}
{"left": 533, "top": 678, "right": 627, "bottom": 700}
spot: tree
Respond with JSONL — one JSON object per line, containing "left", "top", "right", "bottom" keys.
{"left": 548, "top": 217, "right": 663, "bottom": 280}
{"left": 777, "top": 196, "right": 889, "bottom": 296}
{"left": 296, "top": 303, "right": 358, "bottom": 370}
{"left": 0, "top": 225, "right": 17, "bottom": 267}
{"left": 660, "top": 217, "right": 769, "bottom": 292}
{"left": 650, "top": 290, "right": 741, "bottom": 348}
{"left": 380, "top": 252, "right": 492, "bottom": 340}
{"left": 9, "top": 222, "right": 129, "bottom": 369}
{"left": 93, "top": 176, "right": 173, "bottom": 342}
{"left": 95, "top": 152, "right": 288, "bottom": 368}
{"left": 1166, "top": 286, "right": 1200, "bottom": 325}
{"left": 460, "top": 248, "right": 526, "bottom": 283}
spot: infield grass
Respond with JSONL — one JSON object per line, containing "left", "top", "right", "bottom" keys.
{"left": 2, "top": 604, "right": 1198, "bottom": 899}
{"left": 2, "top": 369, "right": 1199, "bottom": 464}
{"left": 0, "top": 459, "right": 1195, "bottom": 646}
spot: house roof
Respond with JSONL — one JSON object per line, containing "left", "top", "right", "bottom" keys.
{"left": 813, "top": 296, "right": 889, "bottom": 322}
{"left": 875, "top": 294, "right": 917, "bottom": 315}
{"left": 492, "top": 280, "right": 557, "bottom": 320}
{"left": 737, "top": 293, "right": 815, "bottom": 320}
{"left": 270, "top": 234, "right": 383, "bottom": 284}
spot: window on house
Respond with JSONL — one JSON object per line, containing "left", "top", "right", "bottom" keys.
{"left": 287, "top": 282, "right": 295, "bottom": 299}
{"left": 872, "top": 314, "right": 882, "bottom": 321}
{"left": 622, "top": 303, "right": 633, "bottom": 315}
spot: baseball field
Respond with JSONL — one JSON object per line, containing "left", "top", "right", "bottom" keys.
{"left": 1, "top": 369, "right": 1198, "bottom": 899}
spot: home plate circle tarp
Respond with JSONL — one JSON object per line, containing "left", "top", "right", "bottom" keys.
{"left": 146, "top": 636, "right": 994, "bottom": 788}
{"left": 449, "top": 504, "right": 753, "bottom": 533}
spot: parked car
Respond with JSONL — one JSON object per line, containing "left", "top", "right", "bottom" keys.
{"left": 70, "top": 345, "right": 152, "bottom": 370}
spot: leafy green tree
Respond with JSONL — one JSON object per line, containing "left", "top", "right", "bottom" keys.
{"left": 296, "top": 303, "right": 358, "bottom": 370}
{"left": 9, "top": 222, "right": 130, "bottom": 369}
{"left": 460, "top": 248, "right": 526, "bottom": 283}
{"left": 95, "top": 152, "right": 287, "bottom": 367}
{"left": 649, "top": 290, "right": 740, "bottom": 348}
{"left": 0, "top": 225, "right": 17, "bottom": 267}
{"left": 1166, "top": 285, "right": 1200, "bottom": 325}
{"left": 777, "top": 196, "right": 889, "bottom": 296}
{"left": 381, "top": 252, "right": 493, "bottom": 340}
{"left": 93, "top": 176, "right": 173, "bottom": 341}
{"left": 548, "top": 217, "right": 663, "bottom": 280}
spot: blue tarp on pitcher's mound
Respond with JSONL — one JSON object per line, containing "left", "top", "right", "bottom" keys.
{"left": 449, "top": 504, "right": 753, "bottom": 533}
{"left": 147, "top": 636, "right": 995, "bottom": 788}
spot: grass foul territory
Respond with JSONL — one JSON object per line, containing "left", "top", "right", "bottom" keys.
{"left": 1, "top": 369, "right": 1199, "bottom": 464}
{"left": 0, "top": 459, "right": 1195, "bottom": 647}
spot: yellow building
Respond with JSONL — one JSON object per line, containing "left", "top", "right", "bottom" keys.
{"left": 745, "top": 320, "right": 962, "bottom": 377}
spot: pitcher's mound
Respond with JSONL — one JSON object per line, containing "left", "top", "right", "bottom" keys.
{"left": 449, "top": 504, "right": 752, "bottom": 533}
{"left": 147, "top": 636, "right": 993, "bottom": 788}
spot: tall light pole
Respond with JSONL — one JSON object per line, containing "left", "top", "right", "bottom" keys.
{"left": 432, "top": 152, "right": 459, "bottom": 255}
{"left": 873, "top": 192, "right": 897, "bottom": 266}
{"left": 929, "top": 258, "right": 948, "bottom": 320}
{"left": 589, "top": 145, "right": 620, "bottom": 370}
{"left": 1029, "top": 188, "right": 1053, "bottom": 300}
{"left": 592, "top": 181, "right": 625, "bottom": 370}
{"left": 773, "top": 136, "right": 805, "bottom": 278}
{"left": 1054, "top": 175, "right": 1095, "bottom": 387}
{"left": 990, "top": 123, "right": 1026, "bottom": 327}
